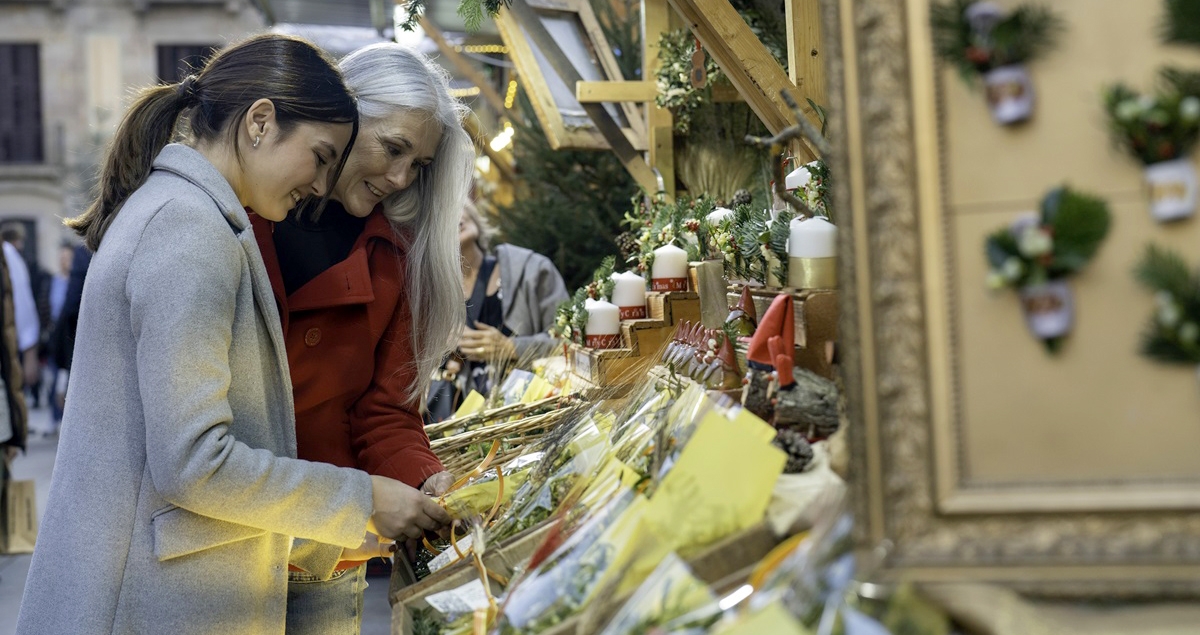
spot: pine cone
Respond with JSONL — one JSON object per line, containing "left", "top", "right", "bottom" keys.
{"left": 731, "top": 189, "right": 753, "bottom": 207}
{"left": 615, "top": 230, "right": 640, "bottom": 262}
{"left": 773, "top": 427, "right": 814, "bottom": 474}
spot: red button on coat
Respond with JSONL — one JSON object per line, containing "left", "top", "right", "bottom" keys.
{"left": 304, "top": 328, "right": 321, "bottom": 347}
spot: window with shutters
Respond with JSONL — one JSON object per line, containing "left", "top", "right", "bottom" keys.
{"left": 0, "top": 44, "right": 43, "bottom": 164}
{"left": 156, "top": 44, "right": 219, "bottom": 84}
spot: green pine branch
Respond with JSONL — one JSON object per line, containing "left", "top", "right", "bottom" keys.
{"left": 1160, "top": 66, "right": 1200, "bottom": 96}
{"left": 1044, "top": 187, "right": 1111, "bottom": 276}
{"left": 1162, "top": 0, "right": 1200, "bottom": 46}
{"left": 1134, "top": 243, "right": 1195, "bottom": 297}
{"left": 770, "top": 209, "right": 793, "bottom": 283}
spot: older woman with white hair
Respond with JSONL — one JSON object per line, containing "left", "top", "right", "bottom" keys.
{"left": 247, "top": 42, "right": 473, "bottom": 634}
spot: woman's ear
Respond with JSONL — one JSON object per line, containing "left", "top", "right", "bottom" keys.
{"left": 244, "top": 98, "right": 277, "bottom": 145}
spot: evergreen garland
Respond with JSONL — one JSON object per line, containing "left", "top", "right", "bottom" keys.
{"left": 769, "top": 208, "right": 794, "bottom": 283}
{"left": 1134, "top": 244, "right": 1200, "bottom": 365}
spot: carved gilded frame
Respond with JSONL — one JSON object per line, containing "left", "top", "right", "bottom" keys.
{"left": 826, "top": 0, "right": 1200, "bottom": 595}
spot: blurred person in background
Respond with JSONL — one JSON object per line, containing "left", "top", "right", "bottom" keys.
{"left": 425, "top": 201, "right": 568, "bottom": 422}
{"left": 247, "top": 42, "right": 471, "bottom": 635}
{"left": 47, "top": 243, "right": 90, "bottom": 427}
{"left": 0, "top": 244, "right": 31, "bottom": 543}
{"left": 1, "top": 222, "right": 40, "bottom": 396}
{"left": 39, "top": 243, "right": 73, "bottom": 433}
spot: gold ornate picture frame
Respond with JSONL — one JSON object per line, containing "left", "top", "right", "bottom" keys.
{"left": 826, "top": 0, "right": 1200, "bottom": 595}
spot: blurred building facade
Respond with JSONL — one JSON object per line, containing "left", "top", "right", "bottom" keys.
{"left": 0, "top": 0, "right": 265, "bottom": 270}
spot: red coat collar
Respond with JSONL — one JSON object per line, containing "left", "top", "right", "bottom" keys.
{"left": 250, "top": 208, "right": 403, "bottom": 324}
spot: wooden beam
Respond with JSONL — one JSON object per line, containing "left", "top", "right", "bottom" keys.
{"left": 418, "top": 15, "right": 509, "bottom": 118}
{"left": 667, "top": 0, "right": 821, "bottom": 146}
{"left": 573, "top": 80, "right": 744, "bottom": 104}
{"left": 576, "top": 80, "right": 656, "bottom": 103}
{"left": 643, "top": 0, "right": 675, "bottom": 199}
{"left": 509, "top": 0, "right": 660, "bottom": 196}
{"left": 786, "top": 0, "right": 826, "bottom": 108}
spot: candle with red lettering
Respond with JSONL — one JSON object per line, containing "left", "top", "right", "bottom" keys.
{"left": 650, "top": 244, "right": 689, "bottom": 292}
{"left": 584, "top": 299, "right": 621, "bottom": 349}
{"left": 610, "top": 271, "right": 647, "bottom": 320}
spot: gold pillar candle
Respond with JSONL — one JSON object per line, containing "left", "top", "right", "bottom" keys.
{"left": 788, "top": 256, "right": 838, "bottom": 289}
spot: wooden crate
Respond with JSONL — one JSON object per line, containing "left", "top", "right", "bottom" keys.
{"left": 567, "top": 292, "right": 702, "bottom": 390}
{"left": 646, "top": 291, "right": 702, "bottom": 326}
{"left": 726, "top": 287, "right": 839, "bottom": 380}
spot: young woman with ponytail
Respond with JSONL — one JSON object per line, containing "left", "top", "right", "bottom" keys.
{"left": 15, "top": 34, "right": 449, "bottom": 635}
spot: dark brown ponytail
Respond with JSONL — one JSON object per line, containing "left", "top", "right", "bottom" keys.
{"left": 66, "top": 83, "right": 192, "bottom": 250}
{"left": 68, "top": 34, "right": 359, "bottom": 250}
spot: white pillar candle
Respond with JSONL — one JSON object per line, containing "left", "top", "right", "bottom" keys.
{"left": 610, "top": 271, "right": 647, "bottom": 320}
{"left": 788, "top": 216, "right": 837, "bottom": 258}
{"left": 651, "top": 244, "right": 689, "bottom": 292}
{"left": 785, "top": 165, "right": 812, "bottom": 191}
{"left": 584, "top": 299, "right": 621, "bottom": 349}
{"left": 787, "top": 217, "right": 838, "bottom": 289}
{"left": 706, "top": 207, "right": 733, "bottom": 224}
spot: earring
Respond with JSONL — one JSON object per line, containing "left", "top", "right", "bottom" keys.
{"left": 253, "top": 136, "right": 261, "bottom": 148}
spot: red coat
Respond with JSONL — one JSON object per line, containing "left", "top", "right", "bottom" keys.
{"left": 251, "top": 211, "right": 443, "bottom": 490}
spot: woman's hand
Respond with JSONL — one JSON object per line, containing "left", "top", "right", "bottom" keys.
{"left": 458, "top": 322, "right": 516, "bottom": 362}
{"left": 341, "top": 532, "right": 395, "bottom": 561}
{"left": 420, "top": 471, "right": 455, "bottom": 496}
{"left": 366, "top": 475, "right": 452, "bottom": 541}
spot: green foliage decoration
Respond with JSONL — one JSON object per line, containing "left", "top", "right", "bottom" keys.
{"left": 984, "top": 186, "right": 1111, "bottom": 292}
{"left": 654, "top": 0, "right": 787, "bottom": 134}
{"left": 1134, "top": 244, "right": 1200, "bottom": 365}
{"left": 1162, "top": 0, "right": 1200, "bottom": 47}
{"left": 1104, "top": 69, "right": 1200, "bottom": 165}
{"left": 929, "top": 0, "right": 1064, "bottom": 86}
{"left": 396, "top": 0, "right": 508, "bottom": 32}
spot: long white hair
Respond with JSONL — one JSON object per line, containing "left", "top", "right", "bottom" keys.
{"left": 339, "top": 43, "right": 472, "bottom": 405}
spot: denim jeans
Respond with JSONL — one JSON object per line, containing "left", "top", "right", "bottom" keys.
{"left": 285, "top": 565, "right": 367, "bottom": 635}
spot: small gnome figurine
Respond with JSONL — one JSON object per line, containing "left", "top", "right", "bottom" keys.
{"left": 712, "top": 330, "right": 742, "bottom": 391}
{"left": 725, "top": 286, "right": 758, "bottom": 337}
{"left": 664, "top": 320, "right": 692, "bottom": 368}
{"left": 742, "top": 294, "right": 794, "bottom": 421}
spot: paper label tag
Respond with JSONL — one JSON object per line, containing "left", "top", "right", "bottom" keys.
{"left": 423, "top": 579, "right": 491, "bottom": 616}
{"left": 426, "top": 534, "right": 473, "bottom": 573}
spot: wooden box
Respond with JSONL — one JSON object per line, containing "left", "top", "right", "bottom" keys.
{"left": 726, "top": 287, "right": 839, "bottom": 380}
{"left": 567, "top": 292, "right": 702, "bottom": 391}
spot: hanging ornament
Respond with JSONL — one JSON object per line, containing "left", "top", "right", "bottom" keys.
{"left": 1104, "top": 74, "right": 1200, "bottom": 223}
{"left": 690, "top": 36, "right": 707, "bottom": 89}
{"left": 930, "top": 0, "right": 1065, "bottom": 126}
{"left": 983, "top": 186, "right": 1111, "bottom": 354}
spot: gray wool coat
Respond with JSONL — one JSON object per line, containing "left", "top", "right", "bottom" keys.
{"left": 16, "top": 145, "right": 374, "bottom": 635}
{"left": 494, "top": 243, "right": 569, "bottom": 360}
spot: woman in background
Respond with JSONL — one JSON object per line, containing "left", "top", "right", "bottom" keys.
{"left": 425, "top": 201, "right": 568, "bottom": 422}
